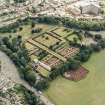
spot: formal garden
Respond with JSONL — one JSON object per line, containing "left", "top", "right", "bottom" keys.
{"left": 0, "top": 17, "right": 105, "bottom": 105}
{"left": 51, "top": 27, "right": 74, "bottom": 38}
{"left": 33, "top": 33, "right": 60, "bottom": 48}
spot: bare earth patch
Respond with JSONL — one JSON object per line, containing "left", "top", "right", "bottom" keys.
{"left": 64, "top": 66, "right": 89, "bottom": 81}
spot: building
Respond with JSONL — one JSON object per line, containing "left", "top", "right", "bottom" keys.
{"left": 69, "top": 0, "right": 100, "bottom": 15}
{"left": 80, "top": 3, "right": 100, "bottom": 15}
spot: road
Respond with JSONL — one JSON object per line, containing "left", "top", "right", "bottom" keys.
{"left": 0, "top": 51, "right": 54, "bottom": 105}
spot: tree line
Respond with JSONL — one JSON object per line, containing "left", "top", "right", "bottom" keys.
{"left": 36, "top": 16, "right": 105, "bottom": 31}
{"left": 1, "top": 16, "right": 105, "bottom": 34}
{"left": 0, "top": 35, "right": 49, "bottom": 91}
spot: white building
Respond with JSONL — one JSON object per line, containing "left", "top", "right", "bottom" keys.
{"left": 69, "top": 0, "right": 100, "bottom": 15}
{"left": 80, "top": 3, "right": 100, "bottom": 15}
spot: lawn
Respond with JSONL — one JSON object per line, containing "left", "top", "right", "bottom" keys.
{"left": 53, "top": 27, "right": 73, "bottom": 38}
{"left": 44, "top": 49, "right": 105, "bottom": 105}
{"left": 30, "top": 54, "right": 39, "bottom": 60}
{"left": 0, "top": 23, "right": 53, "bottom": 40}
{"left": 37, "top": 66, "right": 50, "bottom": 77}
{"left": 67, "top": 34, "right": 78, "bottom": 41}
{"left": 35, "top": 33, "right": 60, "bottom": 47}
{"left": 0, "top": 25, "right": 31, "bottom": 40}
{"left": 25, "top": 42, "right": 35, "bottom": 51}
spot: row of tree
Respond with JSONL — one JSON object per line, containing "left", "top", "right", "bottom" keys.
{"left": 36, "top": 16, "right": 105, "bottom": 31}
{"left": 0, "top": 36, "right": 49, "bottom": 91}
{"left": 1, "top": 16, "right": 105, "bottom": 34}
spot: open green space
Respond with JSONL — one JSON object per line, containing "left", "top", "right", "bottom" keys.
{"left": 67, "top": 34, "right": 78, "bottom": 41}
{"left": 25, "top": 42, "right": 35, "bottom": 50}
{"left": 37, "top": 66, "right": 50, "bottom": 77}
{"left": 53, "top": 27, "right": 73, "bottom": 37}
{"left": 44, "top": 49, "right": 105, "bottom": 105}
{"left": 35, "top": 33, "right": 60, "bottom": 47}
{"left": 30, "top": 54, "right": 39, "bottom": 60}
{"left": 0, "top": 25, "right": 31, "bottom": 40}
{"left": 0, "top": 23, "right": 54, "bottom": 40}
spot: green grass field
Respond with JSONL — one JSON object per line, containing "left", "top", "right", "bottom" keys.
{"left": 0, "top": 25, "right": 32, "bottom": 40}
{"left": 35, "top": 33, "right": 59, "bottom": 47}
{"left": 37, "top": 66, "right": 50, "bottom": 77}
{"left": 0, "top": 24, "right": 54, "bottom": 40}
{"left": 44, "top": 50, "right": 105, "bottom": 105}
{"left": 67, "top": 34, "right": 78, "bottom": 41}
{"left": 53, "top": 27, "right": 73, "bottom": 37}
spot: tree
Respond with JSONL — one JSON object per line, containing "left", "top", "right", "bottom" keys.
{"left": 20, "top": 56, "right": 27, "bottom": 67}
{"left": 25, "top": 70, "right": 36, "bottom": 86}
{"left": 2, "top": 37, "right": 10, "bottom": 46}
{"left": 49, "top": 68, "right": 60, "bottom": 80}
{"left": 98, "top": 39, "right": 105, "bottom": 48}
{"left": 19, "top": 27, "right": 23, "bottom": 31}
{"left": 68, "top": 59, "right": 81, "bottom": 70}
{"left": 24, "top": 91, "right": 37, "bottom": 105}
{"left": 91, "top": 44, "right": 102, "bottom": 52}
{"left": 31, "top": 22, "right": 35, "bottom": 28}
{"left": 73, "top": 37, "right": 78, "bottom": 45}
{"left": 35, "top": 79, "right": 49, "bottom": 90}
{"left": 78, "top": 34, "right": 83, "bottom": 46}
{"left": 77, "top": 52, "right": 90, "bottom": 62}
{"left": 94, "top": 34, "right": 102, "bottom": 41}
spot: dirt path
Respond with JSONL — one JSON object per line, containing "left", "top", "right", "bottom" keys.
{"left": 0, "top": 51, "right": 54, "bottom": 105}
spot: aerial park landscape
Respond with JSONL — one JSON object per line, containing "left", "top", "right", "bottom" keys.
{"left": 0, "top": 0, "right": 105, "bottom": 105}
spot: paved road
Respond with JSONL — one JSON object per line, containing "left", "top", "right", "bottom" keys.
{"left": 0, "top": 51, "right": 54, "bottom": 105}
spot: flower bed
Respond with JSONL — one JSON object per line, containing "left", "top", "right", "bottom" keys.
{"left": 64, "top": 66, "right": 88, "bottom": 81}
